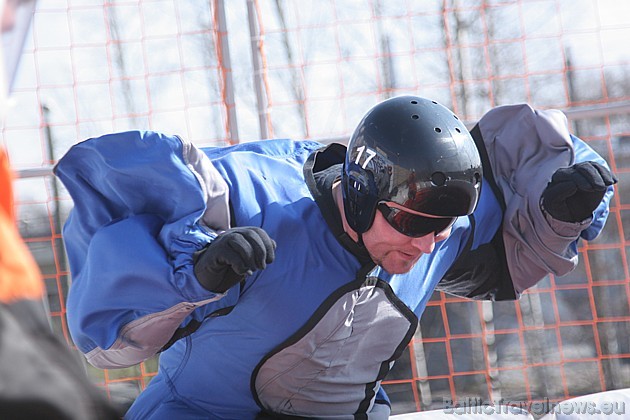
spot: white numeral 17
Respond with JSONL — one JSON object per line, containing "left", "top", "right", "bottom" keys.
{"left": 354, "top": 146, "right": 376, "bottom": 169}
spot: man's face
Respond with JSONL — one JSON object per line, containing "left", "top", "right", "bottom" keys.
{"left": 361, "top": 202, "right": 453, "bottom": 274}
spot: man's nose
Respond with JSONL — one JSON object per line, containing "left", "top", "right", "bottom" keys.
{"left": 409, "top": 233, "right": 436, "bottom": 254}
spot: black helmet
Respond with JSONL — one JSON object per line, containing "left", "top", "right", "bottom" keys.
{"left": 341, "top": 95, "right": 482, "bottom": 234}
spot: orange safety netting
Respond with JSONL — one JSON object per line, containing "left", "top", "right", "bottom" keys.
{"left": 3, "top": 0, "right": 630, "bottom": 415}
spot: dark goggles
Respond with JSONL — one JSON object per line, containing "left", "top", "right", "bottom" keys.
{"left": 377, "top": 202, "right": 456, "bottom": 238}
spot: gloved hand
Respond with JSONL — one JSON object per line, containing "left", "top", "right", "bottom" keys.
{"left": 193, "top": 227, "right": 276, "bottom": 293}
{"left": 541, "top": 161, "right": 617, "bottom": 223}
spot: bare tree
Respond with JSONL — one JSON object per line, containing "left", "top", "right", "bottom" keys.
{"left": 373, "top": 0, "right": 395, "bottom": 100}
{"left": 273, "top": 0, "right": 307, "bottom": 134}
{"left": 105, "top": 4, "right": 137, "bottom": 123}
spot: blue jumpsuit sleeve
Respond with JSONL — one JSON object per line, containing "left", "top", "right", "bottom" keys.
{"left": 571, "top": 134, "right": 614, "bottom": 241}
{"left": 55, "top": 131, "right": 236, "bottom": 369}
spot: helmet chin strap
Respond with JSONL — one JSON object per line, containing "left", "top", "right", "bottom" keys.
{"left": 356, "top": 232, "right": 365, "bottom": 247}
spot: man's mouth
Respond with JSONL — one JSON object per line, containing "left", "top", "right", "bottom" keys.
{"left": 396, "top": 250, "right": 419, "bottom": 260}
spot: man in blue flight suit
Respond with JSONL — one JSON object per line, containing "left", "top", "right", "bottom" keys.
{"left": 55, "top": 96, "right": 615, "bottom": 419}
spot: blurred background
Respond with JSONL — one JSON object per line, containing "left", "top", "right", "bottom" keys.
{"left": 3, "top": 0, "right": 630, "bottom": 415}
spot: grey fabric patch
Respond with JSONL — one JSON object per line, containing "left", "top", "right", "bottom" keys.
{"left": 86, "top": 297, "right": 222, "bottom": 369}
{"left": 180, "top": 137, "right": 231, "bottom": 232}
{"left": 254, "top": 278, "right": 416, "bottom": 418}
{"left": 478, "top": 104, "right": 580, "bottom": 294}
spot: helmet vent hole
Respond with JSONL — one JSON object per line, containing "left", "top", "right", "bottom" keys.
{"left": 411, "top": 114, "right": 419, "bottom": 120}
{"left": 455, "top": 127, "right": 461, "bottom": 133}
{"left": 474, "top": 172, "right": 481, "bottom": 184}
{"left": 453, "top": 115, "right": 459, "bottom": 120}
{"left": 431, "top": 101, "right": 438, "bottom": 104}
{"left": 431, "top": 172, "right": 447, "bottom": 186}
{"left": 434, "top": 127, "right": 442, "bottom": 133}
{"left": 411, "top": 100, "right": 418, "bottom": 104}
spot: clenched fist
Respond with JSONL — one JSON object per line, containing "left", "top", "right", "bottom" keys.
{"left": 541, "top": 161, "right": 617, "bottom": 223}
{"left": 193, "top": 227, "right": 276, "bottom": 293}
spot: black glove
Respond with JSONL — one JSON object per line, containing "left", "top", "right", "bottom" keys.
{"left": 541, "top": 161, "right": 617, "bottom": 223}
{"left": 193, "top": 227, "right": 276, "bottom": 293}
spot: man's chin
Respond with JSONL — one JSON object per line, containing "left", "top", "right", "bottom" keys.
{"left": 380, "top": 257, "right": 421, "bottom": 274}
{"left": 369, "top": 249, "right": 423, "bottom": 274}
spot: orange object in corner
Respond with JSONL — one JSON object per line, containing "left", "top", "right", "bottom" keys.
{"left": 0, "top": 147, "right": 44, "bottom": 303}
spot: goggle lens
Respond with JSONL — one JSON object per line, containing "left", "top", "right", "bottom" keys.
{"left": 377, "top": 203, "right": 456, "bottom": 238}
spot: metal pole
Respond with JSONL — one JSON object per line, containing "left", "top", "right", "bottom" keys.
{"left": 41, "top": 104, "right": 66, "bottom": 276}
{"left": 16, "top": 166, "right": 54, "bottom": 178}
{"left": 563, "top": 101, "right": 630, "bottom": 121}
{"left": 215, "top": 0, "right": 239, "bottom": 143}
{"left": 246, "top": 0, "right": 270, "bottom": 139}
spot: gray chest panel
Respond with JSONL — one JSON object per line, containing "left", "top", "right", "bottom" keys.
{"left": 253, "top": 277, "right": 418, "bottom": 418}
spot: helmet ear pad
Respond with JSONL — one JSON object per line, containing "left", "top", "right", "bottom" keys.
{"left": 341, "top": 162, "right": 379, "bottom": 234}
